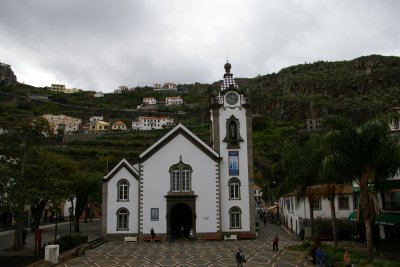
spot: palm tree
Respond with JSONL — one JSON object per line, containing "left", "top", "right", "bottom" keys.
{"left": 322, "top": 115, "right": 400, "bottom": 262}
{"left": 283, "top": 134, "right": 324, "bottom": 239}
{"left": 314, "top": 183, "right": 348, "bottom": 246}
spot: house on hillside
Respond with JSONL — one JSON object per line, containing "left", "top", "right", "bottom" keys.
{"left": 94, "top": 92, "right": 104, "bottom": 98}
{"left": 112, "top": 121, "right": 127, "bottom": 131}
{"left": 306, "top": 118, "right": 322, "bottom": 130}
{"left": 164, "top": 82, "right": 177, "bottom": 90}
{"left": 143, "top": 97, "right": 157, "bottom": 105}
{"left": 131, "top": 116, "right": 174, "bottom": 131}
{"left": 165, "top": 96, "right": 183, "bottom": 106}
{"left": 153, "top": 83, "right": 162, "bottom": 90}
{"left": 252, "top": 184, "right": 263, "bottom": 205}
{"left": 41, "top": 114, "right": 82, "bottom": 135}
{"left": 153, "top": 82, "right": 177, "bottom": 91}
{"left": 102, "top": 62, "right": 256, "bottom": 241}
{"left": 47, "top": 84, "right": 82, "bottom": 94}
{"left": 90, "top": 120, "right": 110, "bottom": 132}
{"left": 90, "top": 115, "right": 104, "bottom": 122}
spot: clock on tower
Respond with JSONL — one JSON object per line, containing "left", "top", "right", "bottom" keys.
{"left": 225, "top": 92, "right": 239, "bottom": 106}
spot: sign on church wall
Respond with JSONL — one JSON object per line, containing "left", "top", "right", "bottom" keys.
{"left": 229, "top": 151, "right": 239, "bottom": 176}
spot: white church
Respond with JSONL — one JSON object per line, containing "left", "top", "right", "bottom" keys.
{"left": 102, "top": 62, "right": 256, "bottom": 240}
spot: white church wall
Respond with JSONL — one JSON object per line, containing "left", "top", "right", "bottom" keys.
{"left": 106, "top": 167, "right": 139, "bottom": 234}
{"left": 218, "top": 107, "right": 251, "bottom": 232}
{"left": 141, "top": 134, "right": 219, "bottom": 235}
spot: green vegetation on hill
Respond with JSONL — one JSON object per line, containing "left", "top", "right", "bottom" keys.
{"left": 1, "top": 54, "right": 400, "bottom": 187}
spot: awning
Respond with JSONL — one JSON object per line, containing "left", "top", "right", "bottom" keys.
{"left": 348, "top": 211, "right": 357, "bottom": 221}
{"left": 267, "top": 205, "right": 278, "bottom": 214}
{"left": 375, "top": 213, "right": 400, "bottom": 226}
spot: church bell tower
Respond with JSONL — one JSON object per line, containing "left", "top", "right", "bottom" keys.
{"left": 210, "top": 62, "right": 255, "bottom": 233}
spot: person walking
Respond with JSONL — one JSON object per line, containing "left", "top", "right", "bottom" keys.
{"left": 343, "top": 249, "right": 351, "bottom": 267}
{"left": 150, "top": 228, "right": 155, "bottom": 243}
{"left": 235, "top": 248, "right": 246, "bottom": 267}
{"left": 272, "top": 233, "right": 279, "bottom": 251}
{"left": 316, "top": 246, "right": 324, "bottom": 267}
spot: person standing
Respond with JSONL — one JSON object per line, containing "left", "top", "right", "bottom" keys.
{"left": 189, "top": 228, "right": 195, "bottom": 242}
{"left": 180, "top": 226, "right": 184, "bottom": 239}
{"left": 272, "top": 233, "right": 279, "bottom": 251}
{"left": 235, "top": 248, "right": 246, "bottom": 267}
{"left": 22, "top": 228, "right": 28, "bottom": 247}
{"left": 168, "top": 232, "right": 175, "bottom": 243}
{"left": 150, "top": 228, "right": 155, "bottom": 243}
{"left": 343, "top": 249, "right": 351, "bottom": 267}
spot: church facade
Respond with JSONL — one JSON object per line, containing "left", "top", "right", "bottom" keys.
{"left": 102, "top": 63, "right": 256, "bottom": 240}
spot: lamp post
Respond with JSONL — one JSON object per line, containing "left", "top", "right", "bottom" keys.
{"left": 54, "top": 210, "right": 58, "bottom": 243}
{"left": 69, "top": 195, "right": 74, "bottom": 236}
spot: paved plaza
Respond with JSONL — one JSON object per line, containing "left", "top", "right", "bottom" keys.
{"left": 1, "top": 218, "right": 315, "bottom": 266}
{"left": 59, "top": 221, "right": 311, "bottom": 267}
{"left": 59, "top": 238, "right": 310, "bottom": 267}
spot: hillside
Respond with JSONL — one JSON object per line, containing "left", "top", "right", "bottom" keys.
{"left": 1, "top": 54, "right": 400, "bottom": 184}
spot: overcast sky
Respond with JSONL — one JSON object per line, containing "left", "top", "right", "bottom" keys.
{"left": 1, "top": 0, "right": 399, "bottom": 93}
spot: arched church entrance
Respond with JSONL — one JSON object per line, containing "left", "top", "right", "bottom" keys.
{"left": 166, "top": 195, "right": 196, "bottom": 239}
{"left": 170, "top": 203, "right": 192, "bottom": 238}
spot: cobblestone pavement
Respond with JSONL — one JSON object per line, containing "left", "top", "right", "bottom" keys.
{"left": 59, "top": 221, "right": 312, "bottom": 267}
{"left": 60, "top": 238, "right": 312, "bottom": 267}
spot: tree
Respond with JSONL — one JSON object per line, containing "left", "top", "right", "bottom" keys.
{"left": 322, "top": 115, "right": 400, "bottom": 262}
{"left": 71, "top": 158, "right": 103, "bottom": 232}
{"left": 0, "top": 117, "right": 50, "bottom": 250}
{"left": 283, "top": 134, "right": 324, "bottom": 239}
{"left": 28, "top": 151, "right": 77, "bottom": 231}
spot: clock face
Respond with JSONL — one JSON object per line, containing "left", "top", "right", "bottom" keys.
{"left": 225, "top": 92, "right": 239, "bottom": 105}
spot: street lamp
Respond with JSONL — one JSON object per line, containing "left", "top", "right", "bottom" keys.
{"left": 69, "top": 195, "right": 74, "bottom": 236}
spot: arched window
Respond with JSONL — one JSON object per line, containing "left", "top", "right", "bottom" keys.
{"left": 229, "top": 206, "right": 242, "bottom": 229}
{"left": 169, "top": 159, "right": 192, "bottom": 193}
{"left": 117, "top": 179, "right": 129, "bottom": 201}
{"left": 172, "top": 168, "right": 180, "bottom": 192}
{"left": 116, "top": 208, "right": 129, "bottom": 231}
{"left": 229, "top": 178, "right": 241, "bottom": 199}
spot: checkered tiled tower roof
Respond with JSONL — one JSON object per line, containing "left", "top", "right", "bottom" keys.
{"left": 221, "top": 61, "right": 238, "bottom": 91}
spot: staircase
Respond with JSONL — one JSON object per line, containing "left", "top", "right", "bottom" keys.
{"left": 88, "top": 237, "right": 107, "bottom": 249}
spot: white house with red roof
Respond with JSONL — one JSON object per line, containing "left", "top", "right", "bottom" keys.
{"left": 165, "top": 96, "right": 183, "bottom": 106}
{"left": 143, "top": 97, "right": 157, "bottom": 105}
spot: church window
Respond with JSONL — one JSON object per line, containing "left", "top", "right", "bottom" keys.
{"left": 169, "top": 159, "right": 192, "bottom": 193}
{"left": 117, "top": 180, "right": 129, "bottom": 201}
{"left": 116, "top": 208, "right": 129, "bottom": 231}
{"left": 229, "top": 178, "right": 241, "bottom": 199}
{"left": 229, "top": 206, "right": 242, "bottom": 229}
{"left": 172, "top": 168, "right": 180, "bottom": 192}
{"left": 182, "top": 167, "right": 191, "bottom": 192}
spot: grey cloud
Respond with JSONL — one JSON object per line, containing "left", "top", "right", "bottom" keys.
{"left": 1, "top": 0, "right": 399, "bottom": 92}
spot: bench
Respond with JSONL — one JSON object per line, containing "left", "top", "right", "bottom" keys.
{"left": 224, "top": 234, "right": 237, "bottom": 241}
{"left": 202, "top": 233, "right": 222, "bottom": 241}
{"left": 238, "top": 233, "right": 257, "bottom": 240}
{"left": 124, "top": 236, "right": 137, "bottom": 242}
{"left": 143, "top": 235, "right": 161, "bottom": 242}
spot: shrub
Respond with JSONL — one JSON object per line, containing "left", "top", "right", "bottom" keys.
{"left": 58, "top": 234, "right": 87, "bottom": 252}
